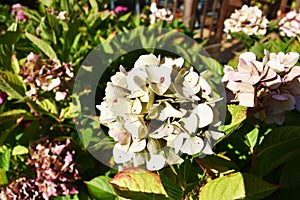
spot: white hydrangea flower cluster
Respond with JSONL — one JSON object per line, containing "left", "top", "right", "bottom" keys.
{"left": 149, "top": 2, "right": 173, "bottom": 24}
{"left": 223, "top": 50, "right": 300, "bottom": 125}
{"left": 97, "top": 54, "right": 223, "bottom": 171}
{"left": 279, "top": 10, "right": 300, "bottom": 37}
{"left": 224, "top": 5, "right": 269, "bottom": 38}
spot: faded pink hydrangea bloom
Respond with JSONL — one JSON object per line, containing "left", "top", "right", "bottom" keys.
{"left": 19, "top": 53, "right": 73, "bottom": 101}
{"left": 279, "top": 10, "right": 300, "bottom": 37}
{"left": 223, "top": 50, "right": 300, "bottom": 125}
{"left": 0, "top": 139, "right": 81, "bottom": 200}
{"left": 0, "top": 177, "right": 41, "bottom": 200}
{"left": 11, "top": 4, "right": 28, "bottom": 22}
{"left": 27, "top": 138, "right": 80, "bottom": 199}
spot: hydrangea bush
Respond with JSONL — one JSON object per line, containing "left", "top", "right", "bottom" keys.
{"left": 0, "top": 0, "right": 299, "bottom": 199}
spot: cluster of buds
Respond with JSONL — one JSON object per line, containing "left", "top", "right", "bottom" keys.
{"left": 11, "top": 4, "right": 28, "bottom": 22}
{"left": 224, "top": 5, "right": 268, "bottom": 38}
{"left": 97, "top": 54, "right": 223, "bottom": 171}
{"left": 223, "top": 50, "right": 300, "bottom": 125}
{"left": 149, "top": 2, "right": 173, "bottom": 24}
{"left": 19, "top": 52, "right": 74, "bottom": 102}
{"left": 278, "top": 10, "right": 300, "bottom": 37}
{"left": 0, "top": 139, "right": 80, "bottom": 200}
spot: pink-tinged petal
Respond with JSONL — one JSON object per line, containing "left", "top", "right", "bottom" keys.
{"left": 283, "top": 52, "right": 299, "bottom": 68}
{"left": 229, "top": 71, "right": 251, "bottom": 82}
{"left": 284, "top": 66, "right": 300, "bottom": 82}
{"left": 261, "top": 67, "right": 278, "bottom": 81}
{"left": 264, "top": 74, "right": 281, "bottom": 89}
{"left": 226, "top": 80, "right": 241, "bottom": 92}
{"left": 222, "top": 65, "right": 235, "bottom": 82}
{"left": 252, "top": 60, "right": 264, "bottom": 73}
{"left": 55, "top": 91, "right": 67, "bottom": 101}
{"left": 238, "top": 92, "right": 255, "bottom": 107}
{"left": 237, "top": 83, "right": 256, "bottom": 107}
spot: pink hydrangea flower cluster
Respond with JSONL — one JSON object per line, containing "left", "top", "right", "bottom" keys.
{"left": 279, "top": 10, "right": 300, "bottom": 37}
{"left": 224, "top": 5, "right": 268, "bottom": 38}
{"left": 19, "top": 52, "right": 74, "bottom": 101}
{"left": 0, "top": 139, "right": 80, "bottom": 200}
{"left": 27, "top": 139, "right": 80, "bottom": 199}
{"left": 0, "top": 177, "right": 41, "bottom": 200}
{"left": 223, "top": 50, "right": 300, "bottom": 125}
{"left": 11, "top": 4, "right": 28, "bottom": 22}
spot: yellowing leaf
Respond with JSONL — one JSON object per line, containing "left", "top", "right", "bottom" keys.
{"left": 109, "top": 168, "right": 168, "bottom": 200}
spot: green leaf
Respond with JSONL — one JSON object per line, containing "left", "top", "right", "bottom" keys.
{"left": 25, "top": 32, "right": 57, "bottom": 59}
{"left": 199, "top": 172, "right": 277, "bottom": 200}
{"left": 244, "top": 127, "right": 259, "bottom": 153}
{"left": 0, "top": 31, "right": 20, "bottom": 69}
{"left": 0, "top": 71, "right": 26, "bottom": 100}
{"left": 39, "top": 99, "right": 58, "bottom": 115}
{"left": 88, "top": 0, "right": 99, "bottom": 12}
{"left": 119, "top": 13, "right": 132, "bottom": 22}
{"left": 12, "top": 145, "right": 28, "bottom": 156}
{"left": 159, "top": 171, "right": 183, "bottom": 200}
{"left": 0, "top": 168, "right": 8, "bottom": 185}
{"left": 280, "top": 156, "right": 300, "bottom": 188}
{"left": 0, "top": 123, "right": 19, "bottom": 147}
{"left": 255, "top": 126, "right": 300, "bottom": 177}
{"left": 109, "top": 168, "right": 168, "bottom": 200}
{"left": 0, "top": 148, "right": 11, "bottom": 171}
{"left": 199, "top": 154, "right": 239, "bottom": 174}
{"left": 85, "top": 176, "right": 116, "bottom": 200}
{"left": 219, "top": 105, "right": 248, "bottom": 135}
{"left": 0, "top": 109, "right": 34, "bottom": 122}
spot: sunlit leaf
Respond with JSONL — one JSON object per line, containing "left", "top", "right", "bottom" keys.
{"left": 199, "top": 172, "right": 277, "bottom": 200}
{"left": 25, "top": 32, "right": 57, "bottom": 59}
{"left": 86, "top": 176, "right": 116, "bottom": 200}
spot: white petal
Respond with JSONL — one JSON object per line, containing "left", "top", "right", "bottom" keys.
{"left": 134, "top": 54, "right": 159, "bottom": 68}
{"left": 193, "top": 103, "right": 214, "bottom": 128}
{"left": 131, "top": 98, "right": 143, "bottom": 114}
{"left": 180, "top": 136, "right": 204, "bottom": 155}
{"left": 129, "top": 139, "right": 146, "bottom": 153}
{"left": 146, "top": 153, "right": 165, "bottom": 171}
{"left": 113, "top": 143, "right": 133, "bottom": 163}
{"left": 180, "top": 113, "right": 198, "bottom": 134}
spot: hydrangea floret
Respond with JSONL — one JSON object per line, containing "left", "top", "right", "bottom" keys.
{"left": 224, "top": 5, "right": 268, "bottom": 38}
{"left": 278, "top": 10, "right": 300, "bottom": 37}
{"left": 223, "top": 50, "right": 300, "bottom": 125}
{"left": 149, "top": 2, "right": 173, "bottom": 24}
{"left": 97, "top": 54, "right": 223, "bottom": 171}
